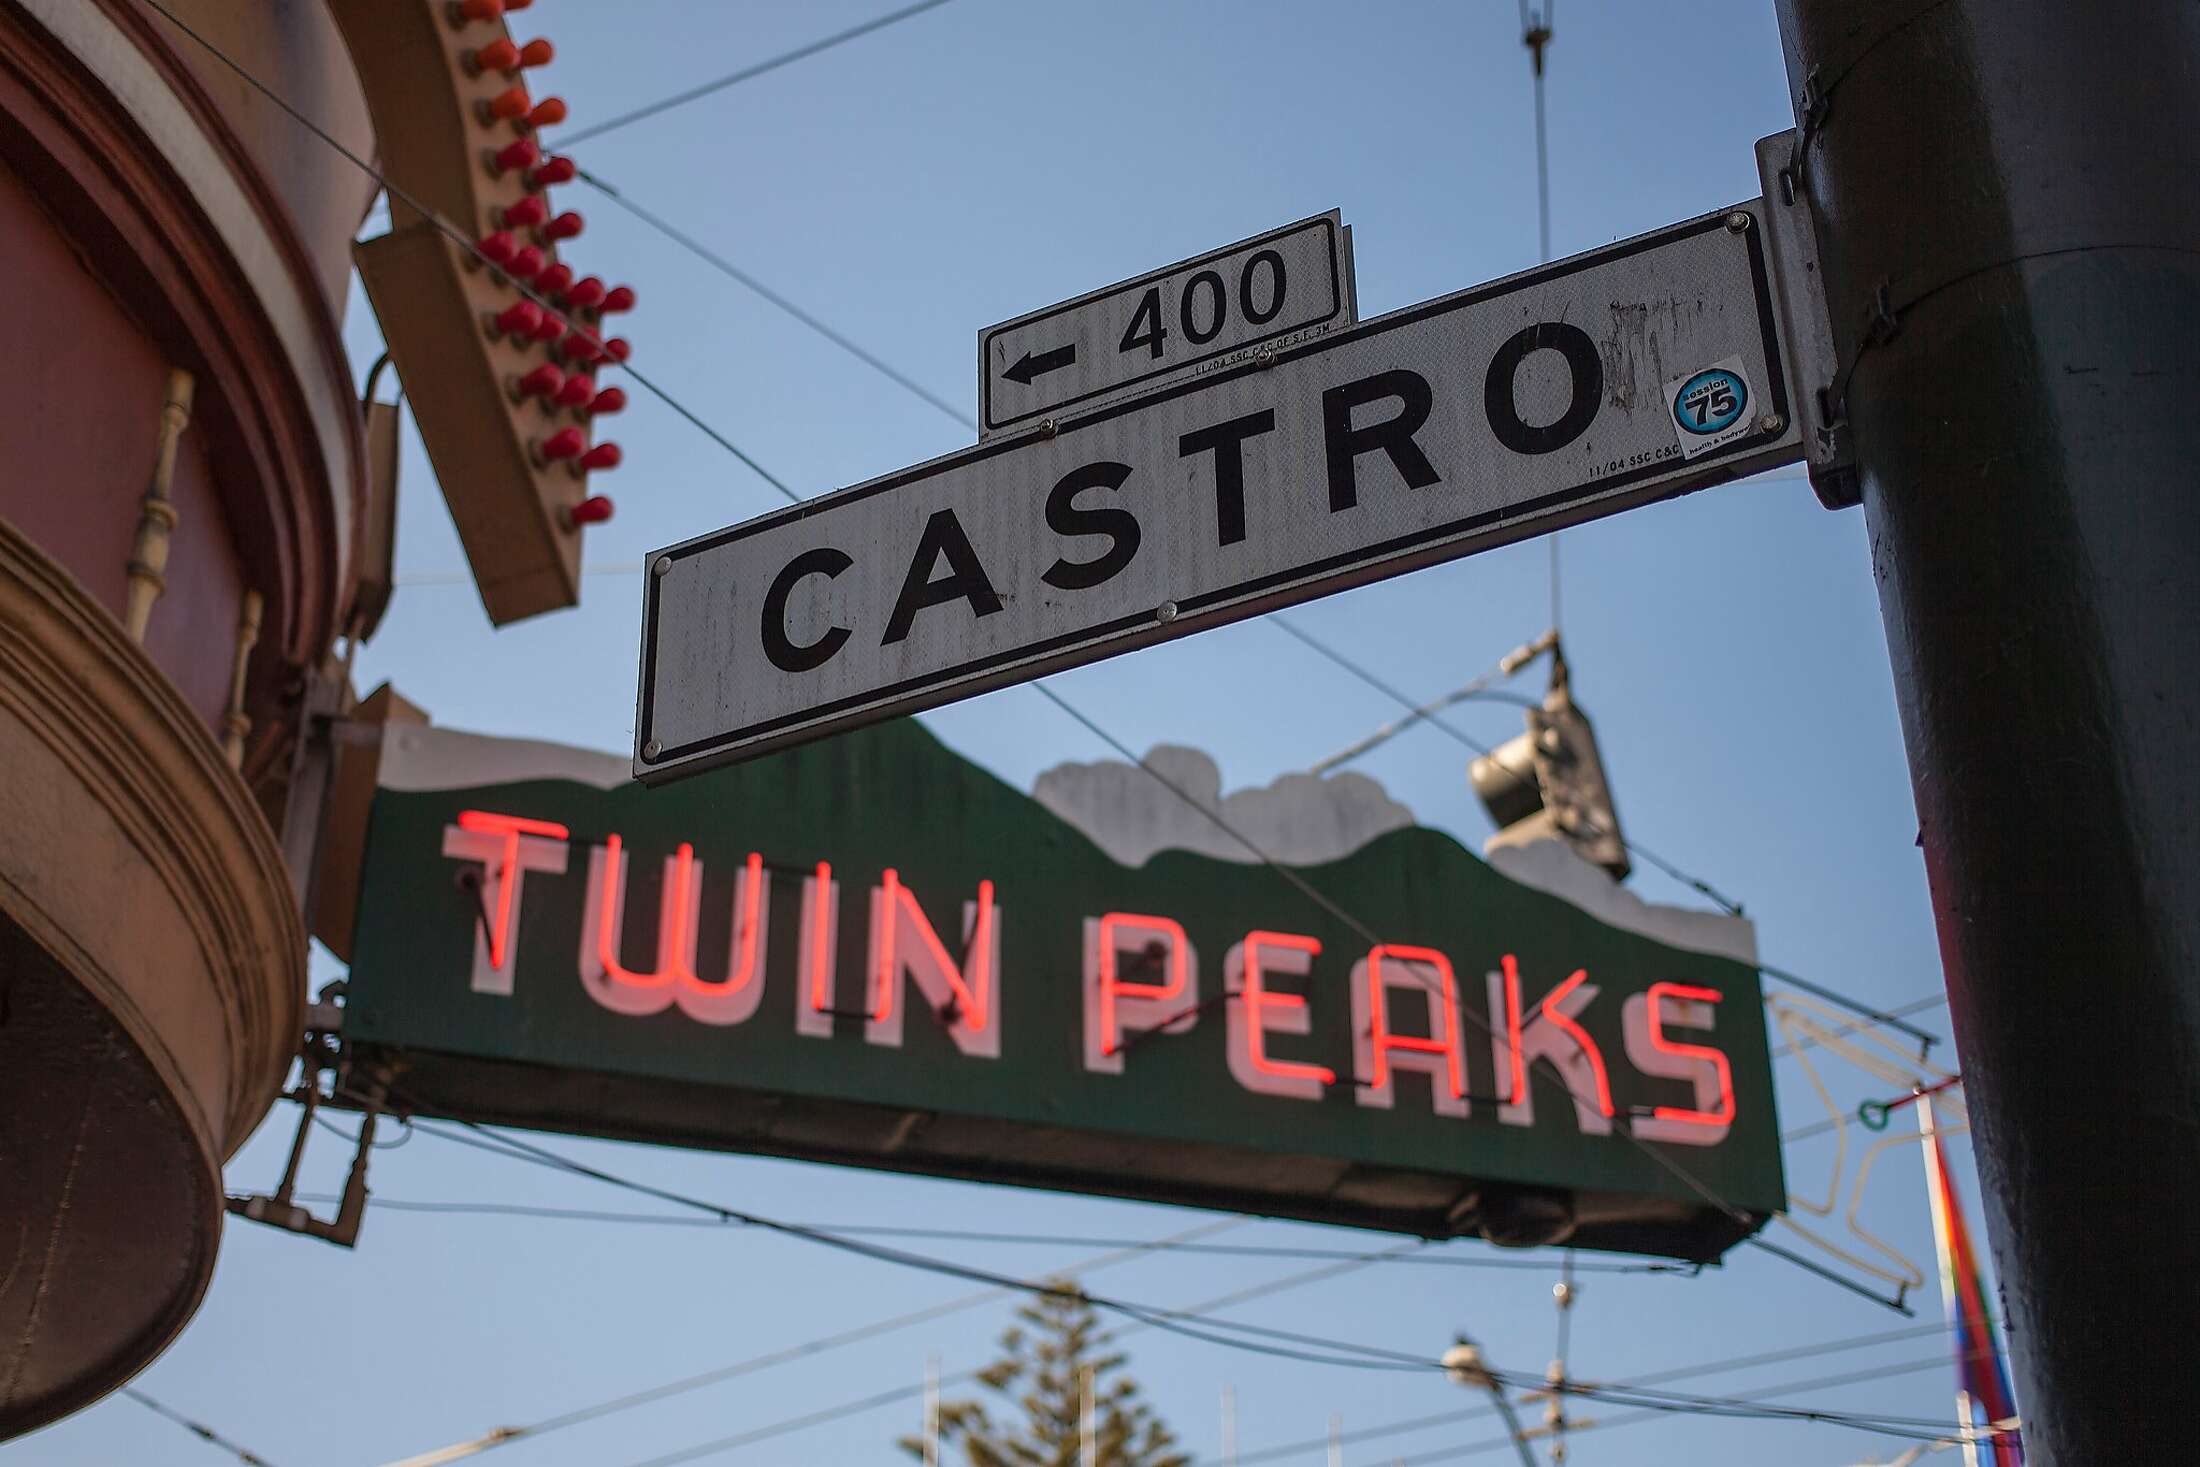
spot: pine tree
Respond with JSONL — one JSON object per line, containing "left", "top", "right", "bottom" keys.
{"left": 899, "top": 1283, "right": 1189, "bottom": 1467}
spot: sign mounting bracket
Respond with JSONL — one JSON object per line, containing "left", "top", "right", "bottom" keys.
{"left": 1755, "top": 130, "right": 1855, "bottom": 509}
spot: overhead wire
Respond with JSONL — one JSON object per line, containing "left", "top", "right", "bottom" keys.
{"left": 1275, "top": 611, "right": 1941, "bottom": 1053}
{"left": 575, "top": 166, "right": 968, "bottom": 427}
{"left": 1217, "top": 1319, "right": 1960, "bottom": 1466}
{"left": 551, "top": 0, "right": 961, "bottom": 148}
{"left": 121, "top": 1388, "right": 281, "bottom": 1467}
{"left": 293, "top": 1196, "right": 1697, "bottom": 1272}
{"left": 398, "top": 1113, "right": 1440, "bottom": 1373}
{"left": 374, "top": 1114, "right": 1428, "bottom": 1467}
{"left": 1376, "top": 1350, "right": 2003, "bottom": 1466}
{"left": 137, "top": 0, "right": 804, "bottom": 509}
{"left": 612, "top": 1240, "right": 1421, "bottom": 1467}
{"left": 377, "top": 1203, "right": 1244, "bottom": 1466}
{"left": 150, "top": 0, "right": 1916, "bottom": 1325}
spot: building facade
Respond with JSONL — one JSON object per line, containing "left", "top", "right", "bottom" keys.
{"left": 0, "top": 0, "right": 376, "bottom": 1435}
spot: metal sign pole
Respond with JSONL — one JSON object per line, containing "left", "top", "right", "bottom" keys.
{"left": 1776, "top": 1, "right": 2200, "bottom": 1459}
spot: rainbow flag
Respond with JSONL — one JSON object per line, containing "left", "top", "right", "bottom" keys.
{"left": 1928, "top": 1124, "right": 2023, "bottom": 1465}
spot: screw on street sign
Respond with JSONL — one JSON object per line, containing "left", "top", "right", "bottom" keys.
{"left": 637, "top": 204, "right": 1804, "bottom": 783}
{"left": 978, "top": 210, "right": 1356, "bottom": 437}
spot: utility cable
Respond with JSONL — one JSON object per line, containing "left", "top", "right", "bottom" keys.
{"left": 151, "top": 0, "right": 1908, "bottom": 1320}
{"left": 138, "top": 0, "right": 804, "bottom": 509}
{"left": 552, "top": 0, "right": 961, "bottom": 148}
{"left": 386, "top": 1110, "right": 1939, "bottom": 1455}
{"left": 1022, "top": 677, "right": 1912, "bottom": 1313}
{"left": 1277, "top": 610, "right": 1942, "bottom": 1056}
{"left": 614, "top": 1241, "right": 1418, "bottom": 1467}
{"left": 295, "top": 1195, "right": 1696, "bottom": 1273}
{"left": 1279, "top": 613, "right": 1750, "bottom": 917}
{"left": 575, "top": 167, "right": 968, "bottom": 426}
{"left": 1220, "top": 1320, "right": 1958, "bottom": 1466}
{"left": 401, "top": 1113, "right": 1439, "bottom": 1373}
{"left": 122, "top": 1389, "right": 281, "bottom": 1467}
{"left": 377, "top": 1205, "right": 1242, "bottom": 1467}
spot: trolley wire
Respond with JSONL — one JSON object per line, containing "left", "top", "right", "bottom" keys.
{"left": 399, "top": 1113, "right": 1441, "bottom": 1373}
{"left": 551, "top": 0, "right": 961, "bottom": 148}
{"left": 1218, "top": 1319, "right": 1959, "bottom": 1466}
{"left": 295, "top": 1195, "right": 1698, "bottom": 1273}
{"left": 121, "top": 1389, "right": 281, "bottom": 1467}
{"left": 609, "top": 1243, "right": 1417, "bottom": 1467}
{"left": 575, "top": 167, "right": 968, "bottom": 426}
{"left": 138, "top": 0, "right": 804, "bottom": 508}
{"left": 152, "top": 0, "right": 1915, "bottom": 1320}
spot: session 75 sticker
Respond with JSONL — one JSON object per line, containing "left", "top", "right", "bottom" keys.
{"left": 1665, "top": 356, "right": 1754, "bottom": 459}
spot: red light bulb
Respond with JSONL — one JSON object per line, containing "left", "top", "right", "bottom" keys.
{"left": 554, "top": 372, "right": 595, "bottom": 407}
{"left": 603, "top": 337, "right": 632, "bottom": 363}
{"left": 485, "top": 85, "right": 530, "bottom": 122}
{"left": 529, "top": 312, "right": 565, "bottom": 343}
{"left": 474, "top": 229, "right": 517, "bottom": 265}
{"left": 527, "top": 155, "right": 577, "bottom": 187}
{"left": 562, "top": 276, "right": 605, "bottom": 309}
{"left": 578, "top": 442, "right": 623, "bottom": 472}
{"left": 516, "top": 363, "right": 563, "bottom": 399}
{"left": 544, "top": 210, "right": 585, "bottom": 242}
{"left": 470, "top": 38, "right": 519, "bottom": 72}
{"left": 504, "top": 244, "right": 545, "bottom": 280}
{"left": 493, "top": 300, "right": 542, "bottom": 335}
{"left": 558, "top": 331, "right": 605, "bottom": 363}
{"left": 523, "top": 97, "right": 567, "bottom": 131}
{"left": 538, "top": 426, "right": 586, "bottom": 462}
{"left": 517, "top": 38, "right": 555, "bottom": 68}
{"left": 534, "top": 262, "right": 574, "bottom": 296}
{"left": 568, "top": 494, "right": 615, "bottom": 527}
{"left": 600, "top": 284, "right": 636, "bottom": 314}
{"left": 492, "top": 137, "right": 539, "bottom": 173}
{"left": 503, "top": 0, "right": 534, "bottom": 9}
{"left": 587, "top": 386, "right": 628, "bottom": 416}
{"left": 453, "top": 0, "right": 504, "bottom": 23}
{"left": 501, "top": 194, "right": 547, "bottom": 230}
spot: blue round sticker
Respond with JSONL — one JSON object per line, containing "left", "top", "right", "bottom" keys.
{"left": 1673, "top": 367, "right": 1748, "bottom": 436}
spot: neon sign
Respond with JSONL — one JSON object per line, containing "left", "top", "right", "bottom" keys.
{"left": 346, "top": 718, "right": 1783, "bottom": 1258}
{"left": 437, "top": 806, "right": 1743, "bottom": 1145}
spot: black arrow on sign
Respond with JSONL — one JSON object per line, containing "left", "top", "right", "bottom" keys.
{"left": 1002, "top": 342, "right": 1077, "bottom": 385}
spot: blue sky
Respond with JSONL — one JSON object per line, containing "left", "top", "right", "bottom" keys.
{"left": 25, "top": 4, "right": 2000, "bottom": 1464}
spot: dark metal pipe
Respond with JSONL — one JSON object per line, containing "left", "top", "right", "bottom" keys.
{"left": 1773, "top": 2, "right": 2200, "bottom": 1459}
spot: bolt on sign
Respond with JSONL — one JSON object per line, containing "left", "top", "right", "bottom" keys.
{"left": 339, "top": 717, "right": 1784, "bottom": 1260}
{"left": 636, "top": 203, "right": 1803, "bottom": 781}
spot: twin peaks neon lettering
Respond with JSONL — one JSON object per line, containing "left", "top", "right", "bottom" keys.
{"left": 443, "top": 810, "right": 1742, "bottom": 1143}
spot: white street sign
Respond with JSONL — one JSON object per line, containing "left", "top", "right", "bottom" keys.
{"left": 638, "top": 204, "right": 1802, "bottom": 782}
{"left": 978, "top": 211, "right": 1355, "bottom": 437}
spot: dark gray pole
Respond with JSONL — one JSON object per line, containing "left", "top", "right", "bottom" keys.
{"left": 1772, "top": 3, "right": 2200, "bottom": 1460}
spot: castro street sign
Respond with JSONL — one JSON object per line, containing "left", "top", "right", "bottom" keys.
{"left": 341, "top": 717, "right": 1785, "bottom": 1260}
{"left": 637, "top": 204, "right": 1801, "bottom": 781}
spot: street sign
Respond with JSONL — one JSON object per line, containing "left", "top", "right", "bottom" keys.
{"left": 341, "top": 716, "right": 1785, "bottom": 1258}
{"left": 979, "top": 211, "right": 1356, "bottom": 437}
{"left": 638, "top": 203, "right": 1802, "bottom": 783}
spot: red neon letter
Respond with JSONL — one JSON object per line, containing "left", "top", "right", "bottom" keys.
{"left": 675, "top": 851, "right": 769, "bottom": 1027}
{"left": 1354, "top": 945, "right": 1467, "bottom": 1111}
{"left": 1084, "top": 913, "right": 1196, "bottom": 1073}
{"left": 1097, "top": 912, "right": 1189, "bottom": 1056}
{"left": 796, "top": 862, "right": 839, "bottom": 1038}
{"left": 454, "top": 810, "right": 569, "bottom": 971}
{"left": 1499, "top": 953, "right": 1527, "bottom": 1105}
{"left": 592, "top": 834, "right": 691, "bottom": 994}
{"left": 867, "top": 870, "right": 1001, "bottom": 1058}
{"left": 1226, "top": 931, "right": 1335, "bottom": 1098}
{"left": 1488, "top": 960, "right": 1614, "bottom": 1133}
{"left": 1643, "top": 983, "right": 1734, "bottom": 1128}
{"left": 686, "top": 862, "right": 774, "bottom": 998}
